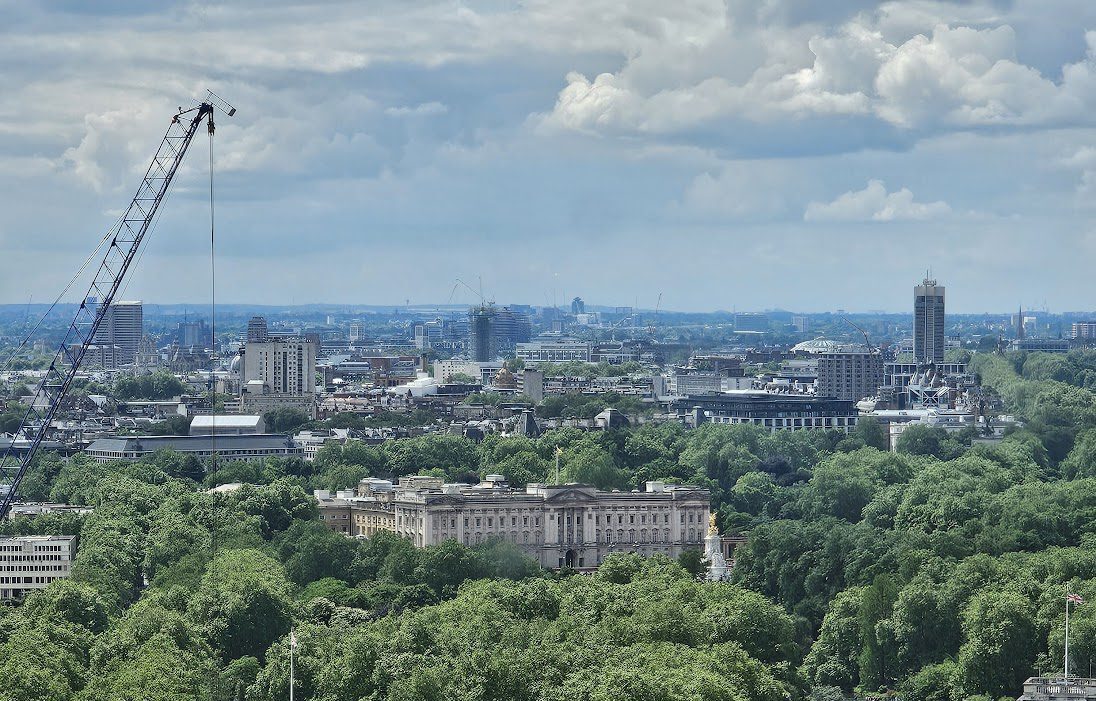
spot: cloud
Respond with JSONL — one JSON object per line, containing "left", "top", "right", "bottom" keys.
{"left": 0, "top": 1, "right": 1093, "bottom": 312}
{"left": 385, "top": 102, "right": 449, "bottom": 117}
{"left": 804, "top": 179, "right": 951, "bottom": 221}
{"left": 541, "top": 13, "right": 1096, "bottom": 138}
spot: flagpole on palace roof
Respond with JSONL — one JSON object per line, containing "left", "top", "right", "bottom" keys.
{"left": 1066, "top": 584, "right": 1071, "bottom": 682}
{"left": 289, "top": 629, "right": 296, "bottom": 701}
{"left": 1064, "top": 588, "right": 1084, "bottom": 681}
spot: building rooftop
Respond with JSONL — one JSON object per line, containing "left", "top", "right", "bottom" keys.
{"left": 190, "top": 415, "right": 263, "bottom": 429}
{"left": 87, "top": 434, "right": 297, "bottom": 452}
{"left": 0, "top": 534, "right": 75, "bottom": 542}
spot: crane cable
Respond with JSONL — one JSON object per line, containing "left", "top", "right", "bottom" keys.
{"left": 208, "top": 119, "right": 220, "bottom": 566}
{"left": 0, "top": 219, "right": 120, "bottom": 374}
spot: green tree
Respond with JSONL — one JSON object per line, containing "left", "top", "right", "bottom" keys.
{"left": 849, "top": 417, "right": 889, "bottom": 451}
{"left": 957, "top": 591, "right": 1037, "bottom": 698}
{"left": 561, "top": 444, "right": 629, "bottom": 490}
{"left": 857, "top": 574, "right": 898, "bottom": 691}
{"left": 21, "top": 579, "right": 110, "bottom": 634}
{"left": 274, "top": 520, "right": 357, "bottom": 586}
{"left": 413, "top": 539, "right": 488, "bottom": 595}
{"left": 263, "top": 407, "right": 311, "bottom": 434}
{"left": 230, "top": 478, "right": 317, "bottom": 539}
{"left": 803, "top": 587, "right": 865, "bottom": 693}
{"left": 187, "top": 549, "right": 294, "bottom": 661}
{"left": 678, "top": 549, "right": 707, "bottom": 578}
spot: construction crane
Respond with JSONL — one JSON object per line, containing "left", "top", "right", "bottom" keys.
{"left": 647, "top": 292, "right": 662, "bottom": 336}
{"left": 841, "top": 316, "right": 877, "bottom": 353}
{"left": 0, "top": 98, "right": 233, "bottom": 519}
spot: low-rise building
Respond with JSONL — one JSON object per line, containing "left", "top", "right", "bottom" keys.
{"left": 673, "top": 392, "right": 859, "bottom": 431}
{"left": 190, "top": 414, "right": 265, "bottom": 435}
{"left": 85, "top": 434, "right": 302, "bottom": 463}
{"left": 516, "top": 339, "right": 593, "bottom": 363}
{"left": 1009, "top": 338, "right": 1071, "bottom": 353}
{"left": 293, "top": 428, "right": 355, "bottom": 461}
{"left": 664, "top": 371, "right": 722, "bottom": 396}
{"left": 0, "top": 535, "right": 75, "bottom": 600}
{"left": 1019, "top": 677, "right": 1096, "bottom": 701}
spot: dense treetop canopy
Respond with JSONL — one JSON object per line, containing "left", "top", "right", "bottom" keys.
{"left": 3, "top": 350, "right": 1096, "bottom": 699}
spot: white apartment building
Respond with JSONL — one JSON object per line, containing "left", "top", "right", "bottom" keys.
{"left": 0, "top": 535, "right": 74, "bottom": 600}
{"left": 240, "top": 335, "right": 318, "bottom": 418}
{"left": 89, "top": 300, "right": 144, "bottom": 368}
{"left": 433, "top": 359, "right": 503, "bottom": 384}
{"left": 515, "top": 340, "right": 593, "bottom": 363}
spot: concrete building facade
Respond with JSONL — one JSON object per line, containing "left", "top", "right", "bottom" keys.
{"left": 0, "top": 535, "right": 74, "bottom": 600}
{"left": 85, "top": 434, "right": 302, "bottom": 463}
{"left": 240, "top": 332, "right": 318, "bottom": 418}
{"left": 817, "top": 349, "right": 884, "bottom": 401}
{"left": 90, "top": 300, "right": 143, "bottom": 367}
{"left": 515, "top": 340, "right": 593, "bottom": 363}
{"left": 1073, "top": 322, "right": 1096, "bottom": 340}
{"left": 914, "top": 278, "right": 945, "bottom": 365}
{"left": 674, "top": 393, "right": 859, "bottom": 431}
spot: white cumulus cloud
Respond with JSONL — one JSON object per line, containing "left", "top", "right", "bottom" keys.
{"left": 542, "top": 13, "right": 1096, "bottom": 137}
{"left": 804, "top": 179, "right": 950, "bottom": 221}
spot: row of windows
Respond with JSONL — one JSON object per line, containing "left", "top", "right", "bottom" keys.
{"left": 0, "top": 554, "right": 67, "bottom": 561}
{"left": 0, "top": 565, "right": 69, "bottom": 572}
{"left": 426, "top": 511, "right": 704, "bottom": 530}
{"left": 0, "top": 545, "right": 66, "bottom": 553}
{"left": 0, "top": 575, "right": 64, "bottom": 584}
{"left": 428, "top": 528, "right": 705, "bottom": 547}
{"left": 711, "top": 416, "right": 854, "bottom": 427}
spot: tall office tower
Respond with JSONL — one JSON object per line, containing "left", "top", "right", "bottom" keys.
{"left": 246, "top": 316, "right": 269, "bottom": 343}
{"left": 91, "top": 300, "right": 143, "bottom": 366}
{"left": 349, "top": 323, "right": 364, "bottom": 343}
{"left": 914, "top": 278, "right": 945, "bottom": 365}
{"left": 571, "top": 297, "right": 585, "bottom": 315}
{"left": 817, "top": 348, "right": 884, "bottom": 402}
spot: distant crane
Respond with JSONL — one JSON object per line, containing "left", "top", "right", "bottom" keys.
{"left": 647, "top": 292, "right": 663, "bottom": 336}
{"left": 841, "top": 316, "right": 877, "bottom": 353}
{"left": 453, "top": 277, "right": 491, "bottom": 307}
{"left": 0, "top": 98, "right": 234, "bottom": 519}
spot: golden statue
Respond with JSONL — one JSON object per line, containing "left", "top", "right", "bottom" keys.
{"left": 708, "top": 512, "right": 718, "bottom": 535}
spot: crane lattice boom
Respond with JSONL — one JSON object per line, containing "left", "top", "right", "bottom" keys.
{"left": 0, "top": 101, "right": 220, "bottom": 519}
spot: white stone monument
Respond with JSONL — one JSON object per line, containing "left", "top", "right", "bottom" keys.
{"left": 705, "top": 513, "right": 730, "bottom": 581}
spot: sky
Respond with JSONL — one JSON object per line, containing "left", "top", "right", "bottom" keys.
{"left": 2, "top": 0, "right": 1096, "bottom": 313}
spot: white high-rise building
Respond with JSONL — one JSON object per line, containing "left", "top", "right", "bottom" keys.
{"left": 240, "top": 333, "right": 318, "bottom": 418}
{"left": 90, "top": 300, "right": 143, "bottom": 367}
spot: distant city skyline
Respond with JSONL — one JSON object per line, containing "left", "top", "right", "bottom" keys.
{"left": 4, "top": 2, "right": 1096, "bottom": 312}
